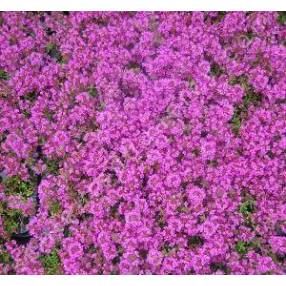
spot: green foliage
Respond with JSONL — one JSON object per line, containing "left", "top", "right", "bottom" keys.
{"left": 0, "top": 250, "right": 12, "bottom": 265}
{"left": 161, "top": 242, "right": 177, "bottom": 256}
{"left": 266, "top": 150, "right": 275, "bottom": 159}
{"left": 230, "top": 107, "right": 243, "bottom": 135}
{"left": 187, "top": 235, "right": 205, "bottom": 249}
{"left": 155, "top": 209, "right": 166, "bottom": 229}
{"left": 235, "top": 240, "right": 248, "bottom": 255}
{"left": 3, "top": 176, "right": 34, "bottom": 199}
{"left": 206, "top": 159, "right": 219, "bottom": 168}
{"left": 211, "top": 11, "right": 227, "bottom": 24}
{"left": 248, "top": 238, "right": 261, "bottom": 251}
{"left": 228, "top": 75, "right": 248, "bottom": 88}
{"left": 239, "top": 193, "right": 256, "bottom": 229}
{"left": 126, "top": 61, "right": 141, "bottom": 73}
{"left": 40, "top": 249, "right": 61, "bottom": 275}
{"left": 45, "top": 43, "right": 63, "bottom": 63}
{"left": 229, "top": 76, "right": 262, "bottom": 136}
{"left": 88, "top": 86, "right": 98, "bottom": 97}
{"left": 3, "top": 213, "right": 20, "bottom": 234}
{"left": 263, "top": 271, "right": 274, "bottom": 275}
{"left": 210, "top": 62, "right": 224, "bottom": 77}
{"left": 111, "top": 256, "right": 120, "bottom": 265}
{"left": 176, "top": 205, "right": 188, "bottom": 213}
{"left": 49, "top": 201, "right": 62, "bottom": 216}
{"left": 235, "top": 238, "right": 262, "bottom": 256}
{"left": 45, "top": 158, "right": 60, "bottom": 175}
{"left": 116, "top": 243, "right": 124, "bottom": 256}
{"left": 210, "top": 262, "right": 230, "bottom": 274}
{"left": 277, "top": 12, "right": 286, "bottom": 25}
{"left": 0, "top": 201, "right": 4, "bottom": 213}
{"left": 21, "top": 91, "right": 37, "bottom": 102}
{"left": 79, "top": 194, "right": 89, "bottom": 207}
{"left": 43, "top": 108, "right": 55, "bottom": 122}
{"left": 239, "top": 200, "right": 255, "bottom": 216}
{"left": 243, "top": 90, "right": 262, "bottom": 108}
{"left": 0, "top": 69, "right": 9, "bottom": 80}
{"left": 63, "top": 225, "right": 72, "bottom": 238}
{"left": 245, "top": 31, "right": 255, "bottom": 41}
{"left": 22, "top": 109, "right": 31, "bottom": 118}
{"left": 0, "top": 130, "right": 8, "bottom": 144}
{"left": 0, "top": 203, "right": 22, "bottom": 235}
{"left": 98, "top": 101, "right": 105, "bottom": 111}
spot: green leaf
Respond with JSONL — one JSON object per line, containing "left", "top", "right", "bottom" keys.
{"left": 207, "top": 159, "right": 219, "bottom": 168}
{"left": 3, "top": 176, "right": 34, "bottom": 199}
{"left": 161, "top": 242, "right": 177, "bottom": 256}
{"left": 210, "top": 63, "right": 224, "bottom": 77}
{"left": 229, "top": 76, "right": 262, "bottom": 136}
{"left": 176, "top": 205, "right": 188, "bottom": 213}
{"left": 0, "top": 69, "right": 9, "bottom": 80}
{"left": 0, "top": 251, "right": 12, "bottom": 265}
{"left": 242, "top": 90, "right": 262, "bottom": 109}
{"left": 45, "top": 158, "right": 60, "bottom": 175}
{"left": 49, "top": 201, "right": 62, "bottom": 216}
{"left": 22, "top": 109, "right": 31, "bottom": 118}
{"left": 45, "top": 43, "right": 63, "bottom": 63}
{"left": 277, "top": 12, "right": 286, "bottom": 25}
{"left": 248, "top": 238, "right": 261, "bottom": 250}
{"left": 228, "top": 75, "right": 248, "bottom": 88}
{"left": 245, "top": 31, "right": 255, "bottom": 41}
{"left": 210, "top": 262, "right": 230, "bottom": 274}
{"left": 98, "top": 101, "right": 105, "bottom": 111}
{"left": 239, "top": 200, "right": 255, "bottom": 216}
{"left": 21, "top": 91, "right": 37, "bottom": 102}
{"left": 187, "top": 235, "right": 205, "bottom": 249}
{"left": 230, "top": 109, "right": 242, "bottom": 135}
{"left": 88, "top": 86, "right": 98, "bottom": 97}
{"left": 40, "top": 249, "right": 61, "bottom": 275}
{"left": 0, "top": 201, "right": 23, "bottom": 236}
{"left": 43, "top": 109, "right": 55, "bottom": 122}
{"left": 3, "top": 209, "right": 22, "bottom": 235}
{"left": 79, "top": 194, "right": 89, "bottom": 207}
{"left": 211, "top": 11, "right": 227, "bottom": 24}
{"left": 63, "top": 225, "right": 72, "bottom": 238}
{"left": 235, "top": 240, "right": 248, "bottom": 255}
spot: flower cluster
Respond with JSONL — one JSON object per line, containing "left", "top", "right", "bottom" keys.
{"left": 0, "top": 11, "right": 286, "bottom": 275}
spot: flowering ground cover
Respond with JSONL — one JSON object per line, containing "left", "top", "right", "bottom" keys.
{"left": 0, "top": 11, "right": 286, "bottom": 274}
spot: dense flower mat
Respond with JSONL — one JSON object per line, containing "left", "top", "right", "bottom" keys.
{"left": 0, "top": 12, "right": 286, "bottom": 274}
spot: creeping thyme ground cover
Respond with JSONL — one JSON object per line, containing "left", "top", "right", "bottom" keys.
{"left": 0, "top": 11, "right": 286, "bottom": 275}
